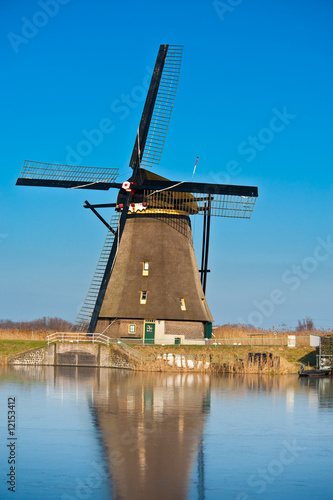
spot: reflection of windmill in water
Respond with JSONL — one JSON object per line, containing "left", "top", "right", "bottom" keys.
{"left": 16, "top": 44, "right": 258, "bottom": 343}
{"left": 89, "top": 370, "right": 210, "bottom": 500}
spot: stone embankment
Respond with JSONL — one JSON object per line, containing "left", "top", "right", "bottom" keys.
{"left": 9, "top": 343, "right": 134, "bottom": 369}
{"left": 8, "top": 342, "right": 287, "bottom": 373}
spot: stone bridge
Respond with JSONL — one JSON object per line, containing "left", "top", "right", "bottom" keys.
{"left": 9, "top": 343, "right": 135, "bottom": 369}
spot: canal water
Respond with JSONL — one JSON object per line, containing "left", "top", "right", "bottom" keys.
{"left": 0, "top": 366, "right": 332, "bottom": 500}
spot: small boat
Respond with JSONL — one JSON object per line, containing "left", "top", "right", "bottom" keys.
{"left": 298, "top": 369, "right": 332, "bottom": 377}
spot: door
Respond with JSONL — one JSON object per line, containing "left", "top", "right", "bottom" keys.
{"left": 144, "top": 322, "right": 155, "bottom": 344}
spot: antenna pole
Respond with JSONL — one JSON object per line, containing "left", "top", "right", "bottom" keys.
{"left": 200, "top": 202, "right": 207, "bottom": 284}
{"left": 192, "top": 156, "right": 199, "bottom": 181}
{"left": 202, "top": 195, "right": 212, "bottom": 295}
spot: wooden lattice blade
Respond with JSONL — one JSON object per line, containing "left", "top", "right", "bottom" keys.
{"left": 129, "top": 44, "right": 183, "bottom": 172}
{"left": 138, "top": 179, "right": 258, "bottom": 197}
{"left": 144, "top": 190, "right": 258, "bottom": 218}
{"left": 16, "top": 160, "right": 119, "bottom": 190}
{"left": 72, "top": 214, "right": 120, "bottom": 332}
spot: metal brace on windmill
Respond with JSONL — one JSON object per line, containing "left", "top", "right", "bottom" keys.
{"left": 16, "top": 44, "right": 258, "bottom": 345}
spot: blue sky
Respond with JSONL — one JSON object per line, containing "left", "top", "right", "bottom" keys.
{"left": 1, "top": 0, "right": 332, "bottom": 330}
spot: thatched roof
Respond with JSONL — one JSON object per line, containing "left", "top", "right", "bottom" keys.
{"left": 98, "top": 213, "right": 213, "bottom": 322}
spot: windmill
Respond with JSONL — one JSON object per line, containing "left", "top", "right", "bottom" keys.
{"left": 16, "top": 44, "right": 258, "bottom": 345}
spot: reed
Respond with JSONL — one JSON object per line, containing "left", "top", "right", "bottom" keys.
{"left": 0, "top": 329, "right": 49, "bottom": 340}
{"left": 211, "top": 325, "right": 332, "bottom": 347}
{"left": 132, "top": 344, "right": 316, "bottom": 374}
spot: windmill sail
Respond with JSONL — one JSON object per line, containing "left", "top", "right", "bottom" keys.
{"left": 72, "top": 214, "right": 120, "bottom": 332}
{"left": 144, "top": 190, "right": 257, "bottom": 218}
{"left": 16, "top": 160, "right": 119, "bottom": 190}
{"left": 139, "top": 45, "right": 183, "bottom": 170}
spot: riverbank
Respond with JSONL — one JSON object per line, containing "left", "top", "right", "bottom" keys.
{"left": 0, "top": 339, "right": 316, "bottom": 373}
{"left": 134, "top": 344, "right": 316, "bottom": 374}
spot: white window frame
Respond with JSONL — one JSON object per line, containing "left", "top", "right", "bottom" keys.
{"left": 128, "top": 324, "right": 136, "bottom": 334}
{"left": 142, "top": 262, "right": 149, "bottom": 276}
{"left": 140, "top": 291, "right": 147, "bottom": 304}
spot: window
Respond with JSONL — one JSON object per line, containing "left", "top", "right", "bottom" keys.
{"left": 180, "top": 298, "right": 186, "bottom": 311}
{"left": 128, "top": 324, "right": 136, "bottom": 334}
{"left": 140, "top": 291, "right": 147, "bottom": 304}
{"left": 142, "top": 262, "right": 149, "bottom": 276}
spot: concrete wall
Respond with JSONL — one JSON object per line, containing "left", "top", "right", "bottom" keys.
{"left": 9, "top": 343, "right": 134, "bottom": 369}
{"left": 310, "top": 334, "right": 321, "bottom": 347}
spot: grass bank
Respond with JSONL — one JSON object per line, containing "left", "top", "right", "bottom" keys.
{"left": 0, "top": 340, "right": 47, "bottom": 364}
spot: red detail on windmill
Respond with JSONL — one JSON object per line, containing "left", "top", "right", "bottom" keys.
{"left": 122, "top": 181, "right": 135, "bottom": 193}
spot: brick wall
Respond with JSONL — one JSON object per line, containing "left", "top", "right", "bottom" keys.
{"left": 95, "top": 319, "right": 145, "bottom": 338}
{"left": 95, "top": 319, "right": 204, "bottom": 340}
{"left": 165, "top": 321, "right": 204, "bottom": 339}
